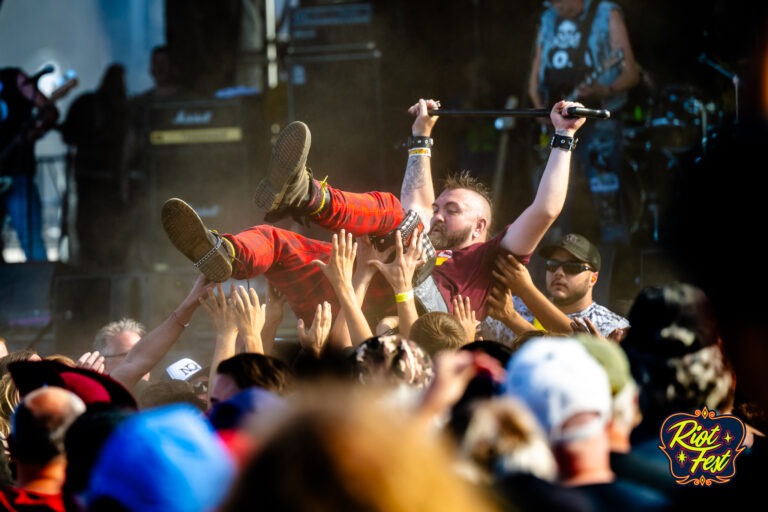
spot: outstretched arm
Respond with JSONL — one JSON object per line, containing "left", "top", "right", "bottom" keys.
{"left": 368, "top": 231, "right": 426, "bottom": 339}
{"left": 501, "top": 101, "right": 586, "bottom": 255}
{"left": 109, "top": 275, "right": 213, "bottom": 390}
{"left": 492, "top": 254, "right": 572, "bottom": 333}
{"left": 312, "top": 230, "right": 373, "bottom": 346}
{"left": 401, "top": 99, "right": 440, "bottom": 226}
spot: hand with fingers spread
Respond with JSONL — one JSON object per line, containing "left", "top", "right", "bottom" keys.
{"left": 570, "top": 317, "right": 605, "bottom": 339}
{"left": 608, "top": 327, "right": 629, "bottom": 343}
{"left": 312, "top": 229, "right": 372, "bottom": 344}
{"left": 452, "top": 295, "right": 480, "bottom": 343}
{"left": 368, "top": 231, "right": 427, "bottom": 294}
{"left": 231, "top": 285, "right": 266, "bottom": 341}
{"left": 199, "top": 283, "right": 238, "bottom": 336}
{"left": 77, "top": 351, "right": 105, "bottom": 374}
{"left": 298, "top": 301, "right": 333, "bottom": 357}
{"left": 264, "top": 285, "right": 288, "bottom": 331}
{"left": 492, "top": 253, "right": 536, "bottom": 298}
{"left": 312, "top": 229, "right": 357, "bottom": 294}
{"left": 353, "top": 235, "right": 379, "bottom": 284}
{"left": 408, "top": 98, "right": 440, "bottom": 137}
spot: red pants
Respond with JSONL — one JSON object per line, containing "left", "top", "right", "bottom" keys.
{"left": 224, "top": 186, "right": 405, "bottom": 325}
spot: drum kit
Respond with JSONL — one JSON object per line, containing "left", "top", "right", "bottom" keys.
{"left": 620, "top": 81, "right": 727, "bottom": 243}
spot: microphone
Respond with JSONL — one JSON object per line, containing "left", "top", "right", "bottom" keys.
{"left": 564, "top": 107, "right": 610, "bottom": 119}
{"left": 24, "top": 65, "right": 55, "bottom": 85}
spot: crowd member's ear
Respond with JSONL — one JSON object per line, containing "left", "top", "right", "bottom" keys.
{"left": 589, "top": 271, "right": 599, "bottom": 287}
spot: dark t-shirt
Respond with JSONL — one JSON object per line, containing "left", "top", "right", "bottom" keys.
{"left": 431, "top": 227, "right": 530, "bottom": 318}
{"left": 0, "top": 487, "right": 64, "bottom": 512}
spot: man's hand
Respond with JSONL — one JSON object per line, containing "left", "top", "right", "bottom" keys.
{"left": 231, "top": 285, "right": 266, "bottom": 340}
{"left": 408, "top": 98, "right": 440, "bottom": 137}
{"left": 312, "top": 229, "right": 357, "bottom": 292}
{"left": 487, "top": 287, "right": 516, "bottom": 322}
{"left": 571, "top": 317, "right": 603, "bottom": 338}
{"left": 492, "top": 254, "right": 536, "bottom": 298}
{"left": 368, "top": 231, "right": 427, "bottom": 294}
{"left": 199, "top": 283, "right": 238, "bottom": 335}
{"left": 550, "top": 100, "right": 587, "bottom": 137}
{"left": 297, "top": 301, "right": 333, "bottom": 357}
{"left": 77, "top": 351, "right": 105, "bottom": 374}
{"left": 452, "top": 295, "right": 479, "bottom": 343}
{"left": 183, "top": 274, "right": 215, "bottom": 308}
{"left": 264, "top": 285, "right": 288, "bottom": 331}
{"left": 353, "top": 235, "right": 379, "bottom": 283}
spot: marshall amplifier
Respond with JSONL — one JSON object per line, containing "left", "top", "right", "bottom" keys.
{"left": 140, "top": 97, "right": 267, "bottom": 271}
{"left": 149, "top": 99, "right": 244, "bottom": 146}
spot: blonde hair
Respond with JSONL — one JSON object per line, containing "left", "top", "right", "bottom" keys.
{"left": 223, "top": 384, "right": 497, "bottom": 512}
{"left": 0, "top": 373, "right": 20, "bottom": 439}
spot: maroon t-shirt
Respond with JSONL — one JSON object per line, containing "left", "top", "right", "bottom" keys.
{"left": 431, "top": 227, "right": 530, "bottom": 318}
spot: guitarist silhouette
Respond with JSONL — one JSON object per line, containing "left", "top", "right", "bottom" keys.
{"left": 0, "top": 67, "right": 60, "bottom": 261}
{"left": 527, "top": 0, "right": 639, "bottom": 244}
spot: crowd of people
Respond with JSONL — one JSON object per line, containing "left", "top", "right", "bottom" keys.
{"left": 1, "top": 1, "right": 766, "bottom": 510}
{"left": 0, "top": 90, "right": 763, "bottom": 511}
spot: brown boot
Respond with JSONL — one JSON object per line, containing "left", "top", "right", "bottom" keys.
{"left": 161, "top": 198, "right": 234, "bottom": 282}
{"left": 254, "top": 121, "right": 329, "bottom": 222}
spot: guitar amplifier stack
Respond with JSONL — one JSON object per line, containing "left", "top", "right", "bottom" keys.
{"left": 285, "top": 2, "right": 385, "bottom": 189}
{"left": 139, "top": 96, "right": 268, "bottom": 272}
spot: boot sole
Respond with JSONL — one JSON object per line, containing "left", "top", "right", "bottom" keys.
{"left": 161, "top": 198, "right": 232, "bottom": 282}
{"left": 254, "top": 121, "right": 311, "bottom": 215}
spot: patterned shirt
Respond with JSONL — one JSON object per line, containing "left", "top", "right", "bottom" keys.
{"left": 482, "top": 300, "right": 629, "bottom": 344}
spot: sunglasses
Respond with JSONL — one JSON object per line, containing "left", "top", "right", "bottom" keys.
{"left": 545, "top": 259, "right": 594, "bottom": 275}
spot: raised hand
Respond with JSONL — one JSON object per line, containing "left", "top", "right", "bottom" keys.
{"left": 368, "top": 231, "right": 427, "bottom": 294}
{"left": 353, "top": 235, "right": 379, "bottom": 283}
{"left": 408, "top": 98, "right": 440, "bottom": 136}
{"left": 550, "top": 100, "right": 587, "bottom": 136}
{"left": 492, "top": 253, "right": 535, "bottom": 297}
{"left": 199, "top": 283, "right": 237, "bottom": 335}
{"left": 77, "top": 351, "right": 105, "bottom": 374}
{"left": 487, "top": 286, "right": 516, "bottom": 322}
{"left": 452, "top": 295, "right": 480, "bottom": 343}
{"left": 297, "top": 301, "right": 333, "bottom": 357}
{"left": 312, "top": 229, "right": 357, "bottom": 292}
{"left": 570, "top": 316, "right": 604, "bottom": 339}
{"left": 231, "top": 285, "right": 266, "bottom": 340}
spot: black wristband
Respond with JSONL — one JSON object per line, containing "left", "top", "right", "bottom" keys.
{"left": 407, "top": 135, "right": 434, "bottom": 149}
{"left": 550, "top": 134, "right": 578, "bottom": 151}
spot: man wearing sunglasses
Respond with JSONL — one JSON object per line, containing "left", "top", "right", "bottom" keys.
{"left": 539, "top": 233, "right": 628, "bottom": 337}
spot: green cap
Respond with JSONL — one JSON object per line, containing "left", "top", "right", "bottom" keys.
{"left": 573, "top": 334, "right": 633, "bottom": 396}
{"left": 539, "top": 233, "right": 601, "bottom": 271}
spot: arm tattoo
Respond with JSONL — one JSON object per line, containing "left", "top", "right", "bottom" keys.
{"left": 402, "top": 156, "right": 427, "bottom": 196}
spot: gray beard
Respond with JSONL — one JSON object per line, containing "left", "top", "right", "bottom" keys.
{"left": 428, "top": 225, "right": 473, "bottom": 251}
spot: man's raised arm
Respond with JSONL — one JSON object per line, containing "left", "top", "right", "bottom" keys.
{"left": 501, "top": 100, "right": 586, "bottom": 255}
{"left": 401, "top": 99, "right": 440, "bottom": 226}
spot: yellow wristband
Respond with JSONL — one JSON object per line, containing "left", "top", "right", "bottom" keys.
{"left": 408, "top": 148, "right": 431, "bottom": 158}
{"left": 395, "top": 290, "right": 414, "bottom": 303}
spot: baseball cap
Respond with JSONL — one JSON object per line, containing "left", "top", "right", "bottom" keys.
{"left": 572, "top": 333, "right": 634, "bottom": 396}
{"left": 9, "top": 360, "right": 137, "bottom": 409}
{"left": 166, "top": 357, "right": 207, "bottom": 381}
{"left": 85, "top": 404, "right": 235, "bottom": 512}
{"left": 539, "top": 233, "right": 601, "bottom": 271}
{"left": 504, "top": 337, "right": 611, "bottom": 443}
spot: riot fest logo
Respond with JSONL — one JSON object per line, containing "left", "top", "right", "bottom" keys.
{"left": 659, "top": 407, "right": 746, "bottom": 486}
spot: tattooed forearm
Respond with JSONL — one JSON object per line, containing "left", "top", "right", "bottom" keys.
{"left": 402, "top": 156, "right": 427, "bottom": 196}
